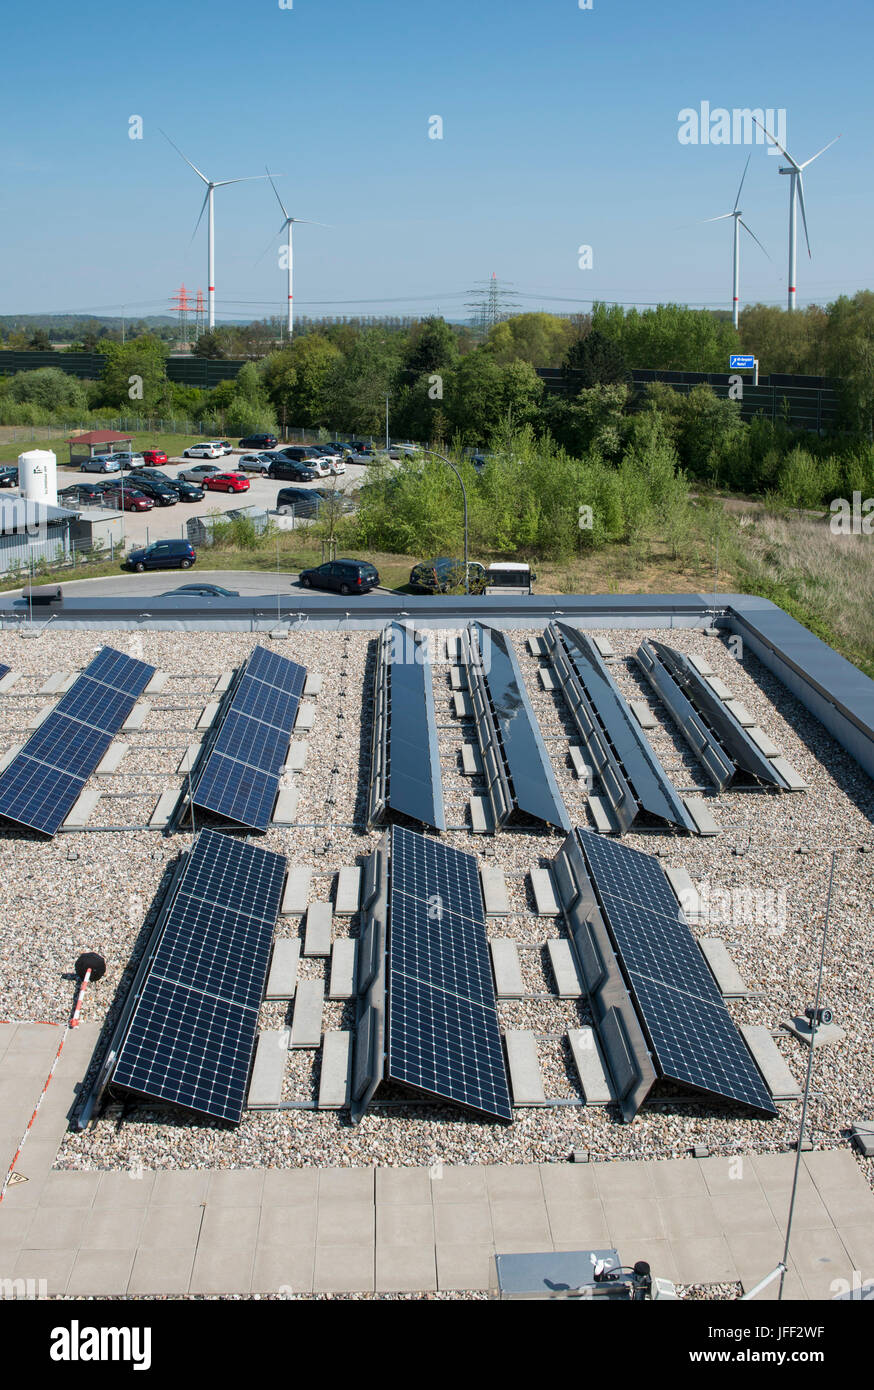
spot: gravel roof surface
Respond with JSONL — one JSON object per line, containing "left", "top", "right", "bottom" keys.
{"left": 0, "top": 623, "right": 870, "bottom": 1186}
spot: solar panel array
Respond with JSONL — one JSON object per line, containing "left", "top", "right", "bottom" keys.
{"left": 556, "top": 624, "right": 696, "bottom": 833}
{"left": 0, "top": 662, "right": 9, "bottom": 683}
{"left": 471, "top": 622, "right": 570, "bottom": 831}
{"left": 191, "top": 644, "right": 306, "bottom": 831}
{"left": 387, "top": 824, "right": 512, "bottom": 1121}
{"left": 112, "top": 828, "right": 286, "bottom": 1124}
{"left": 575, "top": 829, "right": 776, "bottom": 1116}
{"left": 0, "top": 645, "right": 155, "bottom": 835}
{"left": 386, "top": 629, "right": 445, "bottom": 830}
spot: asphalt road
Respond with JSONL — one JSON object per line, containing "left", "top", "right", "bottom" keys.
{"left": 2, "top": 568, "right": 394, "bottom": 600}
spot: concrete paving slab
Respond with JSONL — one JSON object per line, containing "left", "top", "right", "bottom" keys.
{"left": 460, "top": 743, "right": 482, "bottom": 776}
{"left": 37, "top": 1170, "right": 101, "bottom": 1208}
{"left": 256, "top": 1204, "right": 317, "bottom": 1247}
{"left": 530, "top": 867, "right": 559, "bottom": 916}
{"left": 490, "top": 939, "right": 525, "bottom": 999}
{"left": 303, "top": 672, "right": 323, "bottom": 697}
{"left": 290, "top": 979, "right": 324, "bottom": 1048}
{"left": 304, "top": 901, "right": 332, "bottom": 956}
{"left": 94, "top": 1170, "right": 155, "bottom": 1208}
{"left": 284, "top": 740, "right": 307, "bottom": 772}
{"left": 430, "top": 1167, "right": 489, "bottom": 1203}
{"left": 96, "top": 741, "right": 129, "bottom": 775}
{"left": 318, "top": 1168, "right": 374, "bottom": 1201}
{"left": 25, "top": 1206, "right": 89, "bottom": 1250}
{"left": 196, "top": 700, "right": 218, "bottom": 730}
{"left": 78, "top": 1207, "right": 146, "bottom": 1251}
{"left": 699, "top": 1155, "right": 765, "bottom": 1197}
{"left": 294, "top": 701, "right": 316, "bottom": 731}
{"left": 137, "top": 1204, "right": 204, "bottom": 1249}
{"left": 537, "top": 1164, "right": 599, "bottom": 1203}
{"left": 12, "top": 1248, "right": 76, "bottom": 1296}
{"left": 175, "top": 743, "right": 201, "bottom": 774}
{"left": 804, "top": 1149, "right": 874, "bottom": 1223}
{"left": 485, "top": 1165, "right": 544, "bottom": 1202}
{"left": 480, "top": 864, "right": 509, "bottom": 916}
{"left": 335, "top": 866, "right": 361, "bottom": 915}
{"left": 313, "top": 1244, "right": 373, "bottom": 1294}
{"left": 248, "top": 1029, "right": 290, "bottom": 1109}
{"left": 670, "top": 1235, "right": 739, "bottom": 1285}
{"left": 710, "top": 1187, "right": 782, "bottom": 1235}
{"left": 317, "top": 1201, "right": 375, "bottom": 1246}
{"left": 376, "top": 1203, "right": 434, "bottom": 1247}
{"left": 567, "top": 1028, "right": 613, "bottom": 1104}
{"left": 317, "top": 1031, "right": 352, "bottom": 1109}
{"left": 63, "top": 788, "right": 102, "bottom": 829}
{"left": 436, "top": 1243, "right": 494, "bottom": 1291}
{"left": 375, "top": 1168, "right": 433, "bottom": 1205}
{"left": 490, "top": 1198, "right": 552, "bottom": 1247}
{"left": 433, "top": 1201, "right": 493, "bottom": 1246}
{"left": 699, "top": 937, "right": 754, "bottom": 997}
{"left": 544, "top": 1198, "right": 610, "bottom": 1247}
{"left": 251, "top": 1245, "right": 315, "bottom": 1295}
{"left": 206, "top": 1170, "right": 265, "bottom": 1207}
{"left": 592, "top": 1161, "right": 657, "bottom": 1201}
{"left": 150, "top": 1170, "right": 210, "bottom": 1206}
{"left": 762, "top": 1182, "right": 833, "bottom": 1232}
{"left": 375, "top": 1244, "right": 437, "bottom": 1293}
{"left": 740, "top": 1024, "right": 803, "bottom": 1099}
{"left": 143, "top": 670, "right": 168, "bottom": 694}
{"left": 189, "top": 1241, "right": 255, "bottom": 1296}
{"left": 27, "top": 703, "right": 54, "bottom": 730}
{"left": 653, "top": 1195, "right": 719, "bottom": 1240}
{"left": 265, "top": 939, "right": 300, "bottom": 1000}
{"left": 128, "top": 1247, "right": 196, "bottom": 1296}
{"left": 123, "top": 700, "right": 151, "bottom": 732}
{"left": 603, "top": 1196, "right": 667, "bottom": 1243}
{"left": 196, "top": 1204, "right": 261, "bottom": 1249}
{"left": 149, "top": 788, "right": 179, "bottom": 828}
{"left": 328, "top": 940, "right": 357, "bottom": 1000}
{"left": 272, "top": 784, "right": 298, "bottom": 826}
{"left": 504, "top": 1030, "right": 546, "bottom": 1105}
{"left": 213, "top": 670, "right": 233, "bottom": 693}
{"left": 281, "top": 865, "right": 312, "bottom": 916}
{"left": 546, "top": 938, "right": 584, "bottom": 997}
{"left": 262, "top": 1170, "right": 319, "bottom": 1204}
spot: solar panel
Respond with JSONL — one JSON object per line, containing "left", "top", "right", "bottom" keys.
{"left": 0, "top": 663, "right": 10, "bottom": 683}
{"left": 470, "top": 623, "right": 570, "bottom": 831}
{"left": 556, "top": 624, "right": 696, "bottom": 833}
{"left": 387, "top": 825, "right": 512, "bottom": 1121}
{"left": 112, "top": 828, "right": 286, "bottom": 1124}
{"left": 385, "top": 628, "right": 445, "bottom": 830}
{"left": 575, "top": 829, "right": 776, "bottom": 1116}
{"left": 0, "top": 645, "right": 155, "bottom": 836}
{"left": 190, "top": 644, "right": 306, "bottom": 831}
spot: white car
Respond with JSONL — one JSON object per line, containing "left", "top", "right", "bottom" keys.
{"left": 314, "top": 449, "right": 346, "bottom": 475}
{"left": 183, "top": 443, "right": 223, "bottom": 459}
{"left": 205, "top": 440, "right": 234, "bottom": 456}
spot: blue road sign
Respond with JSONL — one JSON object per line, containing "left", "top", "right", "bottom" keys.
{"left": 730, "top": 355, "right": 756, "bottom": 369}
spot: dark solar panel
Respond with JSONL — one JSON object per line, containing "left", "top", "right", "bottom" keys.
{"left": 385, "top": 628, "right": 445, "bottom": 830}
{"left": 575, "top": 829, "right": 776, "bottom": 1116}
{"left": 0, "top": 645, "right": 155, "bottom": 836}
{"left": 473, "top": 623, "right": 570, "bottom": 831}
{"left": 112, "top": 828, "right": 286, "bottom": 1124}
{"left": 387, "top": 825, "right": 512, "bottom": 1121}
{"left": 0, "top": 663, "right": 10, "bottom": 683}
{"left": 191, "top": 645, "right": 306, "bottom": 831}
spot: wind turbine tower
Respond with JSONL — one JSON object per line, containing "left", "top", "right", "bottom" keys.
{"left": 753, "top": 119, "right": 841, "bottom": 311}
{"left": 702, "top": 156, "right": 769, "bottom": 328}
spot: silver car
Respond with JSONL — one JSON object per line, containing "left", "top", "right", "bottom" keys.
{"left": 236, "top": 453, "right": 272, "bottom": 474}
{"left": 178, "top": 463, "right": 223, "bottom": 483}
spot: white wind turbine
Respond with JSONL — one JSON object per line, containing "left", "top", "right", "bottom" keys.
{"left": 702, "top": 155, "right": 770, "bottom": 329}
{"left": 265, "top": 168, "right": 330, "bottom": 339}
{"left": 753, "top": 118, "right": 841, "bottom": 312}
{"left": 161, "top": 131, "right": 274, "bottom": 330}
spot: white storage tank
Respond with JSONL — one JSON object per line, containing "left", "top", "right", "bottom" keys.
{"left": 18, "top": 450, "right": 58, "bottom": 507}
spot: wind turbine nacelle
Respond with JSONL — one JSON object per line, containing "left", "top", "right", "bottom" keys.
{"left": 779, "top": 166, "right": 794, "bottom": 175}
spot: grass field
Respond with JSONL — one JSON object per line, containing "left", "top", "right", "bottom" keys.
{"left": 0, "top": 431, "right": 207, "bottom": 469}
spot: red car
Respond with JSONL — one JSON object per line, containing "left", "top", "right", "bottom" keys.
{"left": 102, "top": 487, "right": 155, "bottom": 512}
{"left": 203, "top": 472, "right": 250, "bottom": 493}
{"left": 142, "top": 449, "right": 168, "bottom": 466}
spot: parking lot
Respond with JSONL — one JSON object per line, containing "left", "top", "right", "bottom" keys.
{"left": 56, "top": 451, "right": 372, "bottom": 550}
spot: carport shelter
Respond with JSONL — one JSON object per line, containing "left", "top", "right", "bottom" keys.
{"left": 67, "top": 431, "right": 132, "bottom": 466}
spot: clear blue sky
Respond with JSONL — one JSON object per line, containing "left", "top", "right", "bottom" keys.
{"left": 1, "top": 0, "right": 870, "bottom": 323}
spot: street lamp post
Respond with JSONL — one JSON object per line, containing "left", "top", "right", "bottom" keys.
{"left": 421, "top": 448, "right": 469, "bottom": 595}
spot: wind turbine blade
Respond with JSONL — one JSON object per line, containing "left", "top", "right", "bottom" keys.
{"left": 700, "top": 212, "right": 735, "bottom": 223}
{"left": 190, "top": 188, "right": 210, "bottom": 245}
{"left": 733, "top": 154, "right": 751, "bottom": 211}
{"left": 288, "top": 218, "right": 332, "bottom": 227}
{"left": 254, "top": 228, "right": 284, "bottom": 269}
{"left": 266, "top": 166, "right": 289, "bottom": 221}
{"left": 796, "top": 175, "right": 812, "bottom": 257}
{"left": 739, "top": 220, "right": 772, "bottom": 261}
{"left": 800, "top": 134, "right": 841, "bottom": 169}
{"left": 213, "top": 174, "right": 276, "bottom": 187}
{"left": 160, "top": 128, "right": 209, "bottom": 184}
{"left": 752, "top": 116, "right": 797, "bottom": 167}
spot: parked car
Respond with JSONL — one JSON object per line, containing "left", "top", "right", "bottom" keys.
{"left": 237, "top": 453, "right": 272, "bottom": 474}
{"left": 409, "top": 556, "right": 487, "bottom": 594}
{"left": 0, "top": 467, "right": 19, "bottom": 488}
{"left": 238, "top": 433, "right": 278, "bottom": 450}
{"left": 124, "top": 539, "right": 196, "bottom": 572}
{"left": 203, "top": 440, "right": 233, "bottom": 456}
{"left": 311, "top": 446, "right": 346, "bottom": 474}
{"left": 79, "top": 455, "right": 121, "bottom": 474}
{"left": 346, "top": 445, "right": 378, "bottom": 464}
{"left": 388, "top": 443, "right": 420, "bottom": 459}
{"left": 141, "top": 448, "right": 168, "bottom": 466}
{"left": 128, "top": 477, "right": 178, "bottom": 507}
{"left": 178, "top": 463, "right": 222, "bottom": 484}
{"left": 108, "top": 452, "right": 145, "bottom": 470}
{"left": 275, "top": 487, "right": 323, "bottom": 518}
{"left": 101, "top": 485, "right": 155, "bottom": 513}
{"left": 324, "top": 442, "right": 352, "bottom": 456}
{"left": 57, "top": 481, "right": 110, "bottom": 504}
{"left": 170, "top": 479, "right": 205, "bottom": 502}
{"left": 162, "top": 583, "right": 240, "bottom": 598}
{"left": 203, "top": 472, "right": 250, "bottom": 493}
{"left": 298, "top": 558, "right": 379, "bottom": 595}
{"left": 182, "top": 443, "right": 223, "bottom": 459}
{"left": 277, "top": 446, "right": 329, "bottom": 474}
{"left": 130, "top": 466, "right": 172, "bottom": 483}
{"left": 267, "top": 458, "right": 318, "bottom": 482}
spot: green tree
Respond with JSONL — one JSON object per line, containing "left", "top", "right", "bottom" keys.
{"left": 563, "top": 330, "right": 629, "bottom": 386}
{"left": 403, "top": 317, "right": 459, "bottom": 376}
{"left": 98, "top": 336, "right": 170, "bottom": 413}
{"left": 485, "top": 312, "right": 577, "bottom": 367}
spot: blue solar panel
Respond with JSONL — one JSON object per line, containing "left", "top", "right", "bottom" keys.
{"left": 191, "top": 645, "right": 307, "bottom": 831}
{"left": 0, "top": 645, "right": 155, "bottom": 836}
{"left": 387, "top": 825, "right": 512, "bottom": 1122}
{"left": 0, "top": 663, "right": 9, "bottom": 683}
{"left": 112, "top": 828, "right": 286, "bottom": 1124}
{"left": 575, "top": 829, "right": 776, "bottom": 1117}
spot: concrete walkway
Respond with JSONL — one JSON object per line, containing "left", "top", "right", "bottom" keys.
{"left": 1, "top": 1023, "right": 872, "bottom": 1298}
